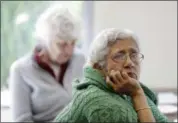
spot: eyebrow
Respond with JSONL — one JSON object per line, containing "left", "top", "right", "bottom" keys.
{"left": 128, "top": 48, "right": 139, "bottom": 53}
{"left": 113, "top": 47, "right": 139, "bottom": 54}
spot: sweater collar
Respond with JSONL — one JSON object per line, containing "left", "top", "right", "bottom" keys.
{"left": 33, "top": 45, "right": 70, "bottom": 84}
{"left": 84, "top": 66, "right": 105, "bottom": 84}
{"left": 75, "top": 66, "right": 158, "bottom": 105}
{"left": 76, "top": 66, "right": 114, "bottom": 92}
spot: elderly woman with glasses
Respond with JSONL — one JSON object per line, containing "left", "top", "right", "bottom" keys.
{"left": 54, "top": 28, "right": 168, "bottom": 122}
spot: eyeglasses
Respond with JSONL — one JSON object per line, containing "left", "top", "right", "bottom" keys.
{"left": 111, "top": 52, "right": 144, "bottom": 63}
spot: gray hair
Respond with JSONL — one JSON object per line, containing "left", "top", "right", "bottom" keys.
{"left": 34, "top": 5, "right": 81, "bottom": 48}
{"left": 87, "top": 28, "right": 140, "bottom": 68}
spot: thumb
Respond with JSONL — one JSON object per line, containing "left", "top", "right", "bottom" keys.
{"left": 106, "top": 76, "right": 115, "bottom": 88}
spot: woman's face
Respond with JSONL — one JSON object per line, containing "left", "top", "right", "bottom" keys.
{"left": 105, "top": 39, "right": 142, "bottom": 80}
{"left": 48, "top": 40, "right": 75, "bottom": 65}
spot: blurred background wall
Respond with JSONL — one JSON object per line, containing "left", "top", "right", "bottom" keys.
{"left": 1, "top": 1, "right": 177, "bottom": 89}
{"left": 91, "top": 1, "right": 177, "bottom": 89}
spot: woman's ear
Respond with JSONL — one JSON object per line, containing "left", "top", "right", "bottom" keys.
{"left": 93, "top": 63, "right": 109, "bottom": 77}
{"left": 93, "top": 63, "right": 102, "bottom": 70}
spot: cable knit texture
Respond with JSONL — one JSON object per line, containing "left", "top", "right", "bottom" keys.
{"left": 54, "top": 66, "right": 169, "bottom": 122}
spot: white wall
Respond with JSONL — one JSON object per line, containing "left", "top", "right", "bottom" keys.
{"left": 92, "top": 1, "right": 177, "bottom": 89}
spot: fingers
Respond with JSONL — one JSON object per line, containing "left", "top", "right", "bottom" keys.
{"left": 110, "top": 70, "right": 124, "bottom": 84}
{"left": 106, "top": 76, "right": 115, "bottom": 88}
{"left": 121, "top": 71, "right": 130, "bottom": 80}
{"left": 121, "top": 71, "right": 138, "bottom": 86}
{"left": 110, "top": 71, "right": 118, "bottom": 84}
{"left": 107, "top": 70, "right": 141, "bottom": 96}
{"left": 115, "top": 71, "right": 124, "bottom": 82}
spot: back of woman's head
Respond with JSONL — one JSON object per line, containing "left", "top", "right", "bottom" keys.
{"left": 34, "top": 4, "right": 81, "bottom": 48}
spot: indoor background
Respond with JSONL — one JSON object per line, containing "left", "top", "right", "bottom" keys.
{"left": 1, "top": 1, "right": 177, "bottom": 122}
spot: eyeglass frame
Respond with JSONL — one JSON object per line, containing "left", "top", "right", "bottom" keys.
{"left": 111, "top": 52, "right": 144, "bottom": 64}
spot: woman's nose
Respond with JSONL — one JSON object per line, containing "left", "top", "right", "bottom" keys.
{"left": 123, "top": 55, "right": 135, "bottom": 68}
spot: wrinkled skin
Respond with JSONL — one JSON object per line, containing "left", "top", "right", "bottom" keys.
{"left": 104, "top": 39, "right": 144, "bottom": 96}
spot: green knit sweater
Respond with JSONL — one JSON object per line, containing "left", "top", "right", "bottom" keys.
{"left": 54, "top": 66, "right": 168, "bottom": 122}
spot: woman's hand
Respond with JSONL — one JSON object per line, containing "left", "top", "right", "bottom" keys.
{"left": 106, "top": 70, "right": 144, "bottom": 97}
{"left": 106, "top": 70, "right": 156, "bottom": 122}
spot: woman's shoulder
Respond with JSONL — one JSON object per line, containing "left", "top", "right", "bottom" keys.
{"left": 10, "top": 53, "right": 33, "bottom": 73}
{"left": 72, "top": 77, "right": 128, "bottom": 107}
{"left": 73, "top": 79, "right": 112, "bottom": 100}
{"left": 56, "top": 79, "right": 138, "bottom": 122}
{"left": 72, "top": 80, "right": 125, "bottom": 113}
{"left": 74, "top": 85, "right": 137, "bottom": 122}
{"left": 73, "top": 84, "right": 108, "bottom": 103}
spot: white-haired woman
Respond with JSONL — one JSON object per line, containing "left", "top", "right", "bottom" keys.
{"left": 54, "top": 28, "right": 169, "bottom": 122}
{"left": 9, "top": 5, "right": 85, "bottom": 122}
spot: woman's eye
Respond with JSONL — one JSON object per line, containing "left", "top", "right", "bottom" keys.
{"left": 114, "top": 53, "right": 124, "bottom": 59}
{"left": 131, "top": 53, "right": 138, "bottom": 59}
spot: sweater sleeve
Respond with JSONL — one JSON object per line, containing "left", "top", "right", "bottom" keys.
{"left": 9, "top": 62, "right": 33, "bottom": 122}
{"left": 84, "top": 97, "right": 138, "bottom": 123}
{"left": 147, "top": 97, "right": 169, "bottom": 122}
{"left": 140, "top": 83, "right": 169, "bottom": 122}
{"left": 87, "top": 106, "right": 121, "bottom": 122}
{"left": 86, "top": 105, "right": 137, "bottom": 122}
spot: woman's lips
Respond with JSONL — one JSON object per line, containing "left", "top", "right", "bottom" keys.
{"left": 127, "top": 72, "right": 137, "bottom": 79}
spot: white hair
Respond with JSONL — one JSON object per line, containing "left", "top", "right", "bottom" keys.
{"left": 34, "top": 4, "right": 81, "bottom": 48}
{"left": 87, "top": 28, "right": 140, "bottom": 68}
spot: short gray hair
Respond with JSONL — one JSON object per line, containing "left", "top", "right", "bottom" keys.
{"left": 34, "top": 5, "right": 81, "bottom": 48}
{"left": 87, "top": 28, "right": 139, "bottom": 68}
